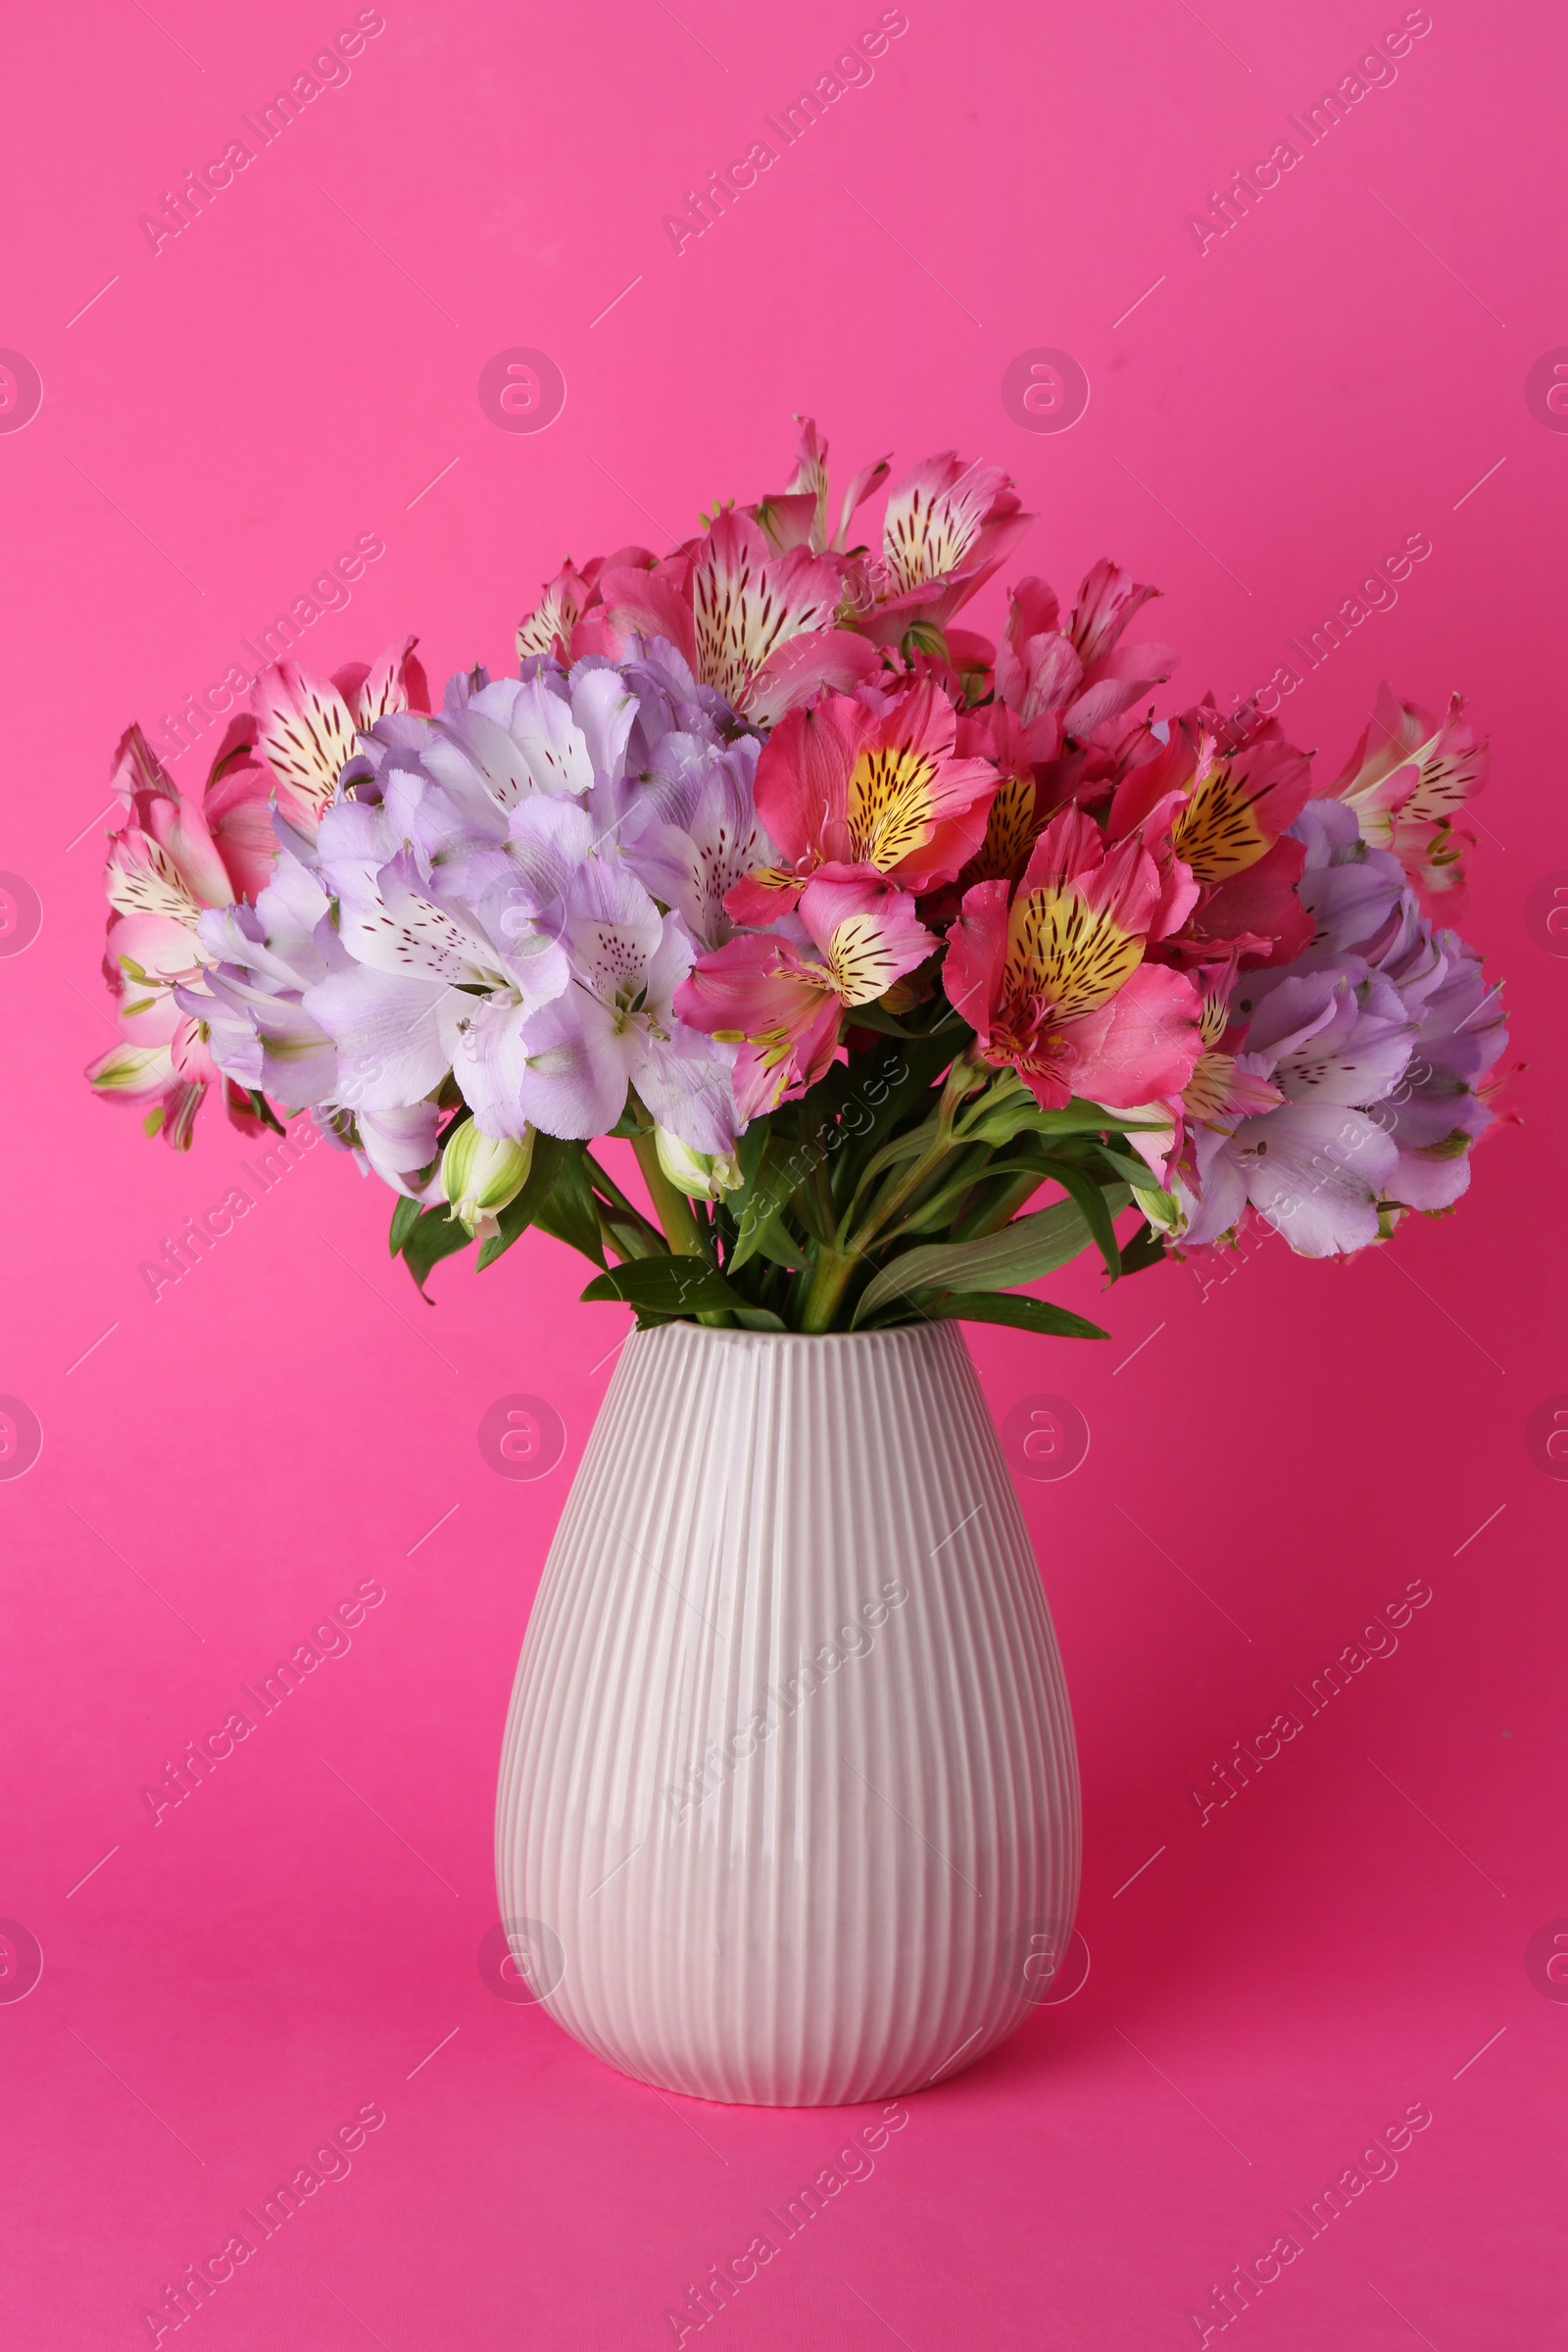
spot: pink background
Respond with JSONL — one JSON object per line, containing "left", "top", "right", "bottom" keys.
{"left": 2, "top": 0, "right": 1563, "bottom": 2343}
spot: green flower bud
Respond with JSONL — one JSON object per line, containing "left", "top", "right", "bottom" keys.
{"left": 655, "top": 1127, "right": 742, "bottom": 1201}
{"left": 441, "top": 1122, "right": 534, "bottom": 1235}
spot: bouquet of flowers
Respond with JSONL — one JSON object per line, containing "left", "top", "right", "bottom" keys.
{"left": 87, "top": 421, "right": 1508, "bottom": 1338}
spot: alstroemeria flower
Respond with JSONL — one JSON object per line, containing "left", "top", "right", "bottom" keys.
{"left": 305, "top": 802, "right": 588, "bottom": 1123}
{"left": 947, "top": 705, "right": 1048, "bottom": 890}
{"left": 725, "top": 680, "right": 999, "bottom": 924}
{"left": 1328, "top": 684, "right": 1488, "bottom": 913}
{"left": 1127, "top": 956, "right": 1285, "bottom": 1189}
{"left": 187, "top": 843, "right": 345, "bottom": 1110}
{"left": 675, "top": 875, "right": 935, "bottom": 1120}
{"left": 1166, "top": 968, "right": 1414, "bottom": 1255}
{"left": 1172, "top": 841, "right": 1507, "bottom": 1253}
{"left": 753, "top": 415, "right": 892, "bottom": 558}
{"left": 596, "top": 510, "right": 879, "bottom": 723}
{"left": 1180, "top": 960, "right": 1286, "bottom": 1129}
{"left": 1112, "top": 706, "right": 1315, "bottom": 965}
{"left": 943, "top": 807, "right": 1203, "bottom": 1109}
{"left": 500, "top": 855, "right": 738, "bottom": 1151}
{"left": 251, "top": 638, "right": 428, "bottom": 838}
{"left": 614, "top": 735, "right": 769, "bottom": 952}
{"left": 1281, "top": 800, "right": 1408, "bottom": 973}
{"left": 1181, "top": 1102, "right": 1401, "bottom": 1257}
{"left": 855, "top": 454, "right": 1033, "bottom": 647}
{"left": 86, "top": 723, "right": 278, "bottom": 1147}
{"left": 1370, "top": 931, "right": 1506, "bottom": 1209}
{"left": 994, "top": 564, "right": 1178, "bottom": 760}
{"left": 515, "top": 560, "right": 601, "bottom": 666}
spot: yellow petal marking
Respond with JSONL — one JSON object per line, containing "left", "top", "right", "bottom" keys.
{"left": 825, "top": 916, "right": 906, "bottom": 1007}
{"left": 1169, "top": 761, "right": 1272, "bottom": 881}
{"left": 966, "top": 771, "right": 1039, "bottom": 882}
{"left": 847, "top": 742, "right": 941, "bottom": 871}
{"left": 1004, "top": 886, "right": 1143, "bottom": 1022}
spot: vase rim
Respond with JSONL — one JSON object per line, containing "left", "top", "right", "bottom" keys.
{"left": 629, "top": 1319, "right": 958, "bottom": 1346}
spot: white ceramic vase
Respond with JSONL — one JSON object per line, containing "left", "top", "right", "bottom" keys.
{"left": 495, "top": 1320, "right": 1080, "bottom": 2106}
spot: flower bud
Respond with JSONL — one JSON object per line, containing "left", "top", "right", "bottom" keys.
{"left": 441, "top": 1121, "right": 534, "bottom": 1234}
{"left": 655, "top": 1127, "right": 741, "bottom": 1201}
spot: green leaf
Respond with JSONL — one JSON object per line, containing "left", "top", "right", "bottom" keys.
{"left": 898, "top": 1149, "right": 1043, "bottom": 1237}
{"left": 852, "top": 1188, "right": 1129, "bottom": 1325}
{"left": 913, "top": 1290, "right": 1110, "bottom": 1341}
{"left": 389, "top": 1196, "right": 422, "bottom": 1258}
{"left": 728, "top": 1132, "right": 813, "bottom": 1273}
{"left": 967, "top": 1094, "right": 1173, "bottom": 1148}
{"left": 1117, "top": 1219, "right": 1168, "bottom": 1277}
{"left": 1035, "top": 1161, "right": 1122, "bottom": 1282}
{"left": 741, "top": 1208, "right": 807, "bottom": 1271}
{"left": 474, "top": 1133, "right": 569, "bottom": 1271}
{"left": 400, "top": 1207, "right": 474, "bottom": 1296}
{"left": 597, "top": 1207, "right": 664, "bottom": 1263}
{"left": 736, "top": 1118, "right": 771, "bottom": 1188}
{"left": 581, "top": 1257, "right": 743, "bottom": 1316}
{"left": 842, "top": 1002, "right": 923, "bottom": 1038}
{"left": 1093, "top": 1143, "right": 1170, "bottom": 1195}
{"left": 732, "top": 1305, "right": 787, "bottom": 1330}
{"left": 530, "top": 1143, "right": 607, "bottom": 1268}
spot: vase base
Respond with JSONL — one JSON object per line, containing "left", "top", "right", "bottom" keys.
{"left": 533, "top": 1998, "right": 1033, "bottom": 2108}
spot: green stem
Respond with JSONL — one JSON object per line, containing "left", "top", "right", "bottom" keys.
{"left": 628, "top": 1123, "right": 732, "bottom": 1327}
{"left": 629, "top": 1128, "right": 709, "bottom": 1256}
{"left": 848, "top": 1052, "right": 983, "bottom": 1257}
{"left": 800, "top": 1246, "right": 858, "bottom": 1333}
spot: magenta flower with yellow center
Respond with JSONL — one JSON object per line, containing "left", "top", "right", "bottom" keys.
{"left": 724, "top": 679, "right": 999, "bottom": 925}
{"left": 944, "top": 807, "right": 1202, "bottom": 1110}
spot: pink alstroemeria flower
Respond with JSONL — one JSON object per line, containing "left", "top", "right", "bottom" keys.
{"left": 943, "top": 807, "right": 1203, "bottom": 1110}
{"left": 1121, "top": 956, "right": 1286, "bottom": 1192}
{"left": 994, "top": 564, "right": 1179, "bottom": 762}
{"left": 855, "top": 453, "right": 1033, "bottom": 647}
{"left": 514, "top": 559, "right": 602, "bottom": 666}
{"left": 1327, "top": 684, "right": 1489, "bottom": 914}
{"left": 251, "top": 636, "right": 428, "bottom": 838}
{"left": 724, "top": 680, "right": 1000, "bottom": 926}
{"left": 752, "top": 416, "right": 893, "bottom": 559}
{"left": 1110, "top": 704, "right": 1315, "bottom": 967}
{"left": 86, "top": 722, "right": 278, "bottom": 1147}
{"left": 675, "top": 875, "right": 936, "bottom": 1119}
{"left": 594, "top": 509, "right": 880, "bottom": 724}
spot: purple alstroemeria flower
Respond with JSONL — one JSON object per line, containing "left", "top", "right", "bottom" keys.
{"left": 1174, "top": 800, "right": 1507, "bottom": 1255}
{"left": 496, "top": 853, "right": 738, "bottom": 1152}
{"left": 186, "top": 653, "right": 750, "bottom": 1159}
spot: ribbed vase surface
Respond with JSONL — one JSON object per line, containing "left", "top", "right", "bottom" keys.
{"left": 495, "top": 1321, "right": 1080, "bottom": 2105}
